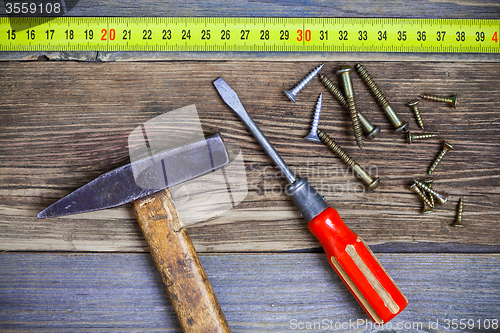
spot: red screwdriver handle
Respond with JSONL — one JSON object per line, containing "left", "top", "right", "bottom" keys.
{"left": 308, "top": 207, "right": 408, "bottom": 324}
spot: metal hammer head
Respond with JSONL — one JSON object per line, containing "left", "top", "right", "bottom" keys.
{"left": 37, "top": 134, "right": 229, "bottom": 218}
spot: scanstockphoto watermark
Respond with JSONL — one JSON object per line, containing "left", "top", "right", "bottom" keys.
{"left": 290, "top": 318, "right": 424, "bottom": 331}
{"left": 253, "top": 161, "right": 380, "bottom": 180}
{"left": 290, "top": 318, "right": 499, "bottom": 331}
{"left": 249, "top": 162, "right": 379, "bottom": 197}
{"left": 250, "top": 179, "right": 367, "bottom": 197}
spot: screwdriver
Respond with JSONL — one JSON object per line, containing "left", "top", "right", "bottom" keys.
{"left": 213, "top": 78, "right": 408, "bottom": 324}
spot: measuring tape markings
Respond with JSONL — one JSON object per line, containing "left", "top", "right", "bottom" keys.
{"left": 0, "top": 17, "right": 499, "bottom": 52}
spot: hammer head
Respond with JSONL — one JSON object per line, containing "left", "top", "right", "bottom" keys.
{"left": 37, "top": 134, "right": 229, "bottom": 218}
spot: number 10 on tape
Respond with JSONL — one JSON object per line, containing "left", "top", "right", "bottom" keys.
{"left": 1, "top": 17, "right": 499, "bottom": 52}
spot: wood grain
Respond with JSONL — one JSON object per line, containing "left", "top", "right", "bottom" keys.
{"left": 0, "top": 0, "right": 499, "bottom": 61}
{"left": 133, "top": 189, "right": 231, "bottom": 333}
{"left": 0, "top": 61, "right": 499, "bottom": 253}
{"left": 0, "top": 252, "right": 498, "bottom": 333}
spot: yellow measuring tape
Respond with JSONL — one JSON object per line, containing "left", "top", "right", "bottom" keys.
{"left": 1, "top": 17, "right": 499, "bottom": 53}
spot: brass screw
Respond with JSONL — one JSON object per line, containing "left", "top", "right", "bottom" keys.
{"left": 319, "top": 74, "right": 380, "bottom": 139}
{"left": 317, "top": 129, "right": 379, "bottom": 190}
{"left": 420, "top": 94, "right": 458, "bottom": 109}
{"left": 406, "top": 132, "right": 437, "bottom": 144}
{"left": 407, "top": 100, "right": 425, "bottom": 129}
{"left": 284, "top": 64, "right": 324, "bottom": 102}
{"left": 410, "top": 183, "right": 434, "bottom": 212}
{"left": 358, "top": 111, "right": 381, "bottom": 140}
{"left": 453, "top": 198, "right": 464, "bottom": 227}
{"left": 355, "top": 63, "right": 409, "bottom": 134}
{"left": 337, "top": 66, "right": 364, "bottom": 149}
{"left": 414, "top": 180, "right": 448, "bottom": 205}
{"left": 422, "top": 178, "right": 435, "bottom": 208}
{"left": 428, "top": 141, "right": 454, "bottom": 174}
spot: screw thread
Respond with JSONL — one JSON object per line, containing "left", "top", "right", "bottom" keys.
{"left": 428, "top": 192, "right": 435, "bottom": 208}
{"left": 317, "top": 129, "right": 355, "bottom": 167}
{"left": 454, "top": 198, "right": 464, "bottom": 227}
{"left": 311, "top": 93, "right": 322, "bottom": 132}
{"left": 355, "top": 63, "right": 389, "bottom": 108}
{"left": 428, "top": 148, "right": 448, "bottom": 174}
{"left": 411, "top": 185, "right": 434, "bottom": 208}
{"left": 345, "top": 96, "right": 364, "bottom": 148}
{"left": 305, "top": 93, "right": 323, "bottom": 138}
{"left": 420, "top": 94, "right": 457, "bottom": 108}
{"left": 319, "top": 74, "right": 348, "bottom": 107}
{"left": 413, "top": 133, "right": 437, "bottom": 140}
{"left": 414, "top": 180, "right": 438, "bottom": 196}
{"left": 424, "top": 181, "right": 435, "bottom": 207}
{"left": 291, "top": 64, "right": 324, "bottom": 94}
{"left": 320, "top": 73, "right": 377, "bottom": 137}
{"left": 412, "top": 106, "right": 425, "bottom": 129}
{"left": 414, "top": 180, "right": 447, "bottom": 206}
{"left": 419, "top": 94, "right": 451, "bottom": 103}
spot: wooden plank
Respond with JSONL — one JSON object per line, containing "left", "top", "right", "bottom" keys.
{"left": 0, "top": 61, "right": 499, "bottom": 252}
{"left": 0, "top": 252, "right": 498, "bottom": 333}
{"left": 1, "top": 0, "right": 499, "bottom": 61}
{"left": 3, "top": 50, "right": 498, "bottom": 63}
{"left": 63, "top": 0, "right": 500, "bottom": 19}
{"left": 0, "top": 51, "right": 98, "bottom": 61}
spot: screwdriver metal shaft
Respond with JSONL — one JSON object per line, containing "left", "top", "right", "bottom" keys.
{"left": 213, "top": 78, "right": 296, "bottom": 184}
{"left": 214, "top": 78, "right": 327, "bottom": 221}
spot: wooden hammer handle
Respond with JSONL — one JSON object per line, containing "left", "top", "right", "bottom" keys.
{"left": 133, "top": 189, "right": 231, "bottom": 333}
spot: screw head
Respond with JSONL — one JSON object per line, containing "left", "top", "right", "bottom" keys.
{"left": 423, "top": 205, "right": 433, "bottom": 213}
{"left": 336, "top": 66, "right": 353, "bottom": 75}
{"left": 367, "top": 126, "right": 381, "bottom": 140}
{"left": 304, "top": 132, "right": 321, "bottom": 142}
{"left": 406, "top": 131, "right": 413, "bottom": 144}
{"left": 449, "top": 95, "right": 458, "bottom": 108}
{"left": 443, "top": 141, "right": 454, "bottom": 151}
{"left": 394, "top": 122, "right": 409, "bottom": 134}
{"left": 284, "top": 89, "right": 297, "bottom": 103}
{"left": 407, "top": 100, "right": 419, "bottom": 107}
{"left": 368, "top": 177, "right": 380, "bottom": 191}
{"left": 435, "top": 193, "right": 448, "bottom": 205}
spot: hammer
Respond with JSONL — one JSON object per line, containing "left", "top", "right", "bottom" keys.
{"left": 38, "top": 134, "right": 232, "bottom": 333}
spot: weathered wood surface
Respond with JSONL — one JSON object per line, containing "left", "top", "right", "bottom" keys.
{"left": 1, "top": 0, "right": 499, "bottom": 61}
{"left": 0, "top": 61, "right": 499, "bottom": 253}
{"left": 1, "top": 2, "right": 498, "bottom": 331}
{"left": 1, "top": 252, "right": 498, "bottom": 333}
